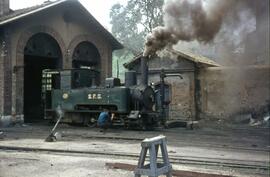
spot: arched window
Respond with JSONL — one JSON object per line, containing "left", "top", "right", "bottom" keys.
{"left": 72, "top": 41, "right": 101, "bottom": 70}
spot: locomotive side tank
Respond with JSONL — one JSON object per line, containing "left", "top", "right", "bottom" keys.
{"left": 51, "top": 87, "right": 130, "bottom": 114}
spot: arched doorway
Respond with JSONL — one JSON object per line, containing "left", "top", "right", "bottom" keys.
{"left": 24, "top": 33, "right": 62, "bottom": 122}
{"left": 72, "top": 41, "right": 101, "bottom": 85}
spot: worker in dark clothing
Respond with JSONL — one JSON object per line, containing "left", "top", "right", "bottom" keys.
{"left": 97, "top": 109, "right": 114, "bottom": 132}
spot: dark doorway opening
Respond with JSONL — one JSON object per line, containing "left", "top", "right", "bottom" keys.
{"left": 24, "top": 33, "right": 62, "bottom": 123}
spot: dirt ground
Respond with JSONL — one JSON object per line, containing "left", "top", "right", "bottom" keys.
{"left": 0, "top": 120, "right": 269, "bottom": 177}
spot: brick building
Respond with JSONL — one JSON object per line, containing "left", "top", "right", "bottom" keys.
{"left": 124, "top": 49, "right": 220, "bottom": 121}
{"left": 125, "top": 49, "right": 270, "bottom": 121}
{"left": 0, "top": 0, "right": 122, "bottom": 126}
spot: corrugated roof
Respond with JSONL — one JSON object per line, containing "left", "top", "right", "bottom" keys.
{"left": 0, "top": 0, "right": 123, "bottom": 50}
{"left": 124, "top": 48, "right": 221, "bottom": 69}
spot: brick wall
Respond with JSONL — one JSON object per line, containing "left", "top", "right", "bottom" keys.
{"left": 0, "top": 35, "right": 4, "bottom": 114}
{"left": 0, "top": 29, "right": 12, "bottom": 116}
{"left": 148, "top": 72, "right": 195, "bottom": 121}
{"left": 198, "top": 66, "right": 270, "bottom": 119}
{"left": 3, "top": 29, "right": 12, "bottom": 115}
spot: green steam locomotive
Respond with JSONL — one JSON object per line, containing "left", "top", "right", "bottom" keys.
{"left": 41, "top": 66, "right": 168, "bottom": 129}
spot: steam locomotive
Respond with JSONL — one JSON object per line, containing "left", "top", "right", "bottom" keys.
{"left": 42, "top": 57, "right": 170, "bottom": 129}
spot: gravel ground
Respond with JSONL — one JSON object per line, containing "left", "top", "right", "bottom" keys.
{"left": 0, "top": 122, "right": 269, "bottom": 177}
{"left": 0, "top": 151, "right": 134, "bottom": 177}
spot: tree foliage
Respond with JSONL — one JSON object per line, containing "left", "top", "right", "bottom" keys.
{"left": 110, "top": 0, "right": 164, "bottom": 55}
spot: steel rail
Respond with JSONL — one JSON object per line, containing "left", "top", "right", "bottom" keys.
{"left": 0, "top": 145, "right": 268, "bottom": 171}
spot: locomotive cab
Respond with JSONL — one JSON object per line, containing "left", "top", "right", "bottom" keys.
{"left": 42, "top": 69, "right": 100, "bottom": 119}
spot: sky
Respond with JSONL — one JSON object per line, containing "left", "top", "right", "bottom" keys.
{"left": 10, "top": 0, "right": 126, "bottom": 31}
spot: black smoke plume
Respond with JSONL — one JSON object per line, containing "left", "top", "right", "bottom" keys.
{"left": 144, "top": 0, "right": 237, "bottom": 56}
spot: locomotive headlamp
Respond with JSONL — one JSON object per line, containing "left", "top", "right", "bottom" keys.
{"left": 62, "top": 93, "right": 69, "bottom": 99}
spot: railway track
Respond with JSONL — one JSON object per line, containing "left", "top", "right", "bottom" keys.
{"left": 63, "top": 134, "right": 270, "bottom": 152}
{"left": 0, "top": 145, "right": 269, "bottom": 171}
{"left": 3, "top": 129, "right": 269, "bottom": 152}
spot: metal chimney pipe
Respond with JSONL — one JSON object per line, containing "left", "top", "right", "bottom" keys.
{"left": 140, "top": 56, "right": 148, "bottom": 86}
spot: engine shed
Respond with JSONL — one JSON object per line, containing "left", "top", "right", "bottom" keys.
{"left": 0, "top": 0, "right": 122, "bottom": 126}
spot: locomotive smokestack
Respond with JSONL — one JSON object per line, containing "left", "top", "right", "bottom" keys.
{"left": 140, "top": 56, "right": 148, "bottom": 86}
{"left": 125, "top": 71, "right": 137, "bottom": 87}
